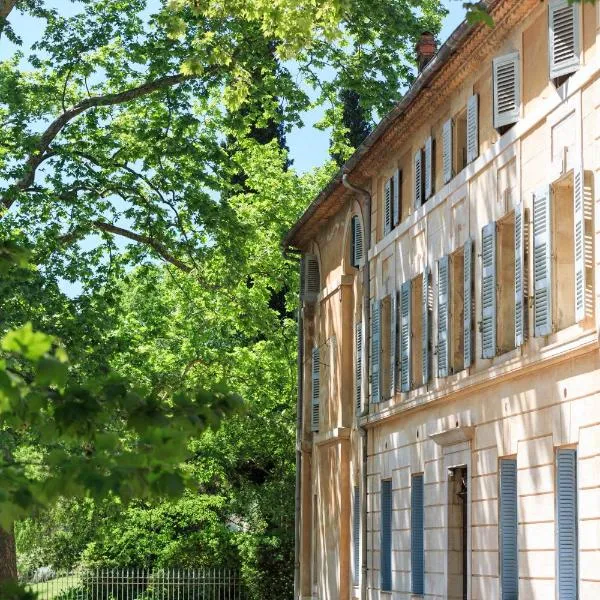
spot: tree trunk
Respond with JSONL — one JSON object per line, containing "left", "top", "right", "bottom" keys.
{"left": 0, "top": 525, "right": 17, "bottom": 582}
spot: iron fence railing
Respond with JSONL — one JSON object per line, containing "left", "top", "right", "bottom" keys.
{"left": 20, "top": 568, "right": 247, "bottom": 600}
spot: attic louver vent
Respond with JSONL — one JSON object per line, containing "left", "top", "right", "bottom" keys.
{"left": 301, "top": 254, "right": 320, "bottom": 303}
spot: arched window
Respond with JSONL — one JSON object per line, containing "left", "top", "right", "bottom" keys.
{"left": 351, "top": 215, "right": 364, "bottom": 268}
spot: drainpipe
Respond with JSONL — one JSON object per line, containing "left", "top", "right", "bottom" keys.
{"left": 342, "top": 173, "right": 371, "bottom": 600}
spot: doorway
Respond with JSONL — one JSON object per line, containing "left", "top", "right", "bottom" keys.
{"left": 448, "top": 466, "right": 468, "bottom": 600}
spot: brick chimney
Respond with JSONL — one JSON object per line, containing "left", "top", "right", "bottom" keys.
{"left": 416, "top": 32, "right": 437, "bottom": 72}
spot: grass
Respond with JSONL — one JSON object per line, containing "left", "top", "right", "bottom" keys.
{"left": 26, "top": 575, "right": 79, "bottom": 600}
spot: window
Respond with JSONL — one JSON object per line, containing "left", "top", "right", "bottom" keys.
{"left": 442, "top": 119, "right": 454, "bottom": 184}
{"left": 556, "top": 448, "right": 578, "bottom": 599}
{"left": 414, "top": 149, "right": 424, "bottom": 208}
{"left": 301, "top": 254, "right": 320, "bottom": 303}
{"left": 455, "top": 109, "right": 468, "bottom": 172}
{"left": 549, "top": 0, "right": 580, "bottom": 83}
{"left": 481, "top": 222, "right": 497, "bottom": 359}
{"left": 384, "top": 170, "right": 402, "bottom": 236}
{"left": 394, "top": 169, "right": 402, "bottom": 227}
{"left": 499, "top": 459, "right": 518, "bottom": 600}
{"left": 466, "top": 94, "right": 479, "bottom": 164}
{"left": 310, "top": 347, "right": 320, "bottom": 432}
{"left": 371, "top": 300, "right": 381, "bottom": 403}
{"left": 411, "top": 474, "right": 425, "bottom": 595}
{"left": 381, "top": 480, "right": 393, "bottom": 592}
{"left": 351, "top": 215, "right": 364, "bottom": 268}
{"left": 424, "top": 136, "right": 435, "bottom": 201}
{"left": 353, "top": 486, "right": 361, "bottom": 587}
{"left": 411, "top": 274, "right": 423, "bottom": 389}
{"left": 355, "top": 322, "right": 363, "bottom": 415}
{"left": 381, "top": 295, "right": 392, "bottom": 399}
{"left": 399, "top": 281, "right": 411, "bottom": 392}
{"left": 493, "top": 52, "right": 520, "bottom": 131}
{"left": 497, "top": 211, "right": 516, "bottom": 354}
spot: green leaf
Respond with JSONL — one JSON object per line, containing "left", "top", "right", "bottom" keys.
{"left": 2, "top": 323, "right": 53, "bottom": 361}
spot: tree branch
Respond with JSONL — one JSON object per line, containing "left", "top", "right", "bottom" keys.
{"left": 0, "top": 0, "right": 17, "bottom": 20}
{"left": 2, "top": 73, "right": 198, "bottom": 210}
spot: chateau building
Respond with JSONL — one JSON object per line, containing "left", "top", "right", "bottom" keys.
{"left": 283, "top": 1, "right": 600, "bottom": 599}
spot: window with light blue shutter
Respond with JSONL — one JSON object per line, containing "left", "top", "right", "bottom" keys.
{"left": 351, "top": 215, "right": 363, "bottom": 268}
{"left": 481, "top": 222, "right": 497, "bottom": 359}
{"left": 381, "top": 480, "right": 393, "bottom": 592}
{"left": 422, "top": 267, "right": 431, "bottom": 385}
{"left": 437, "top": 256, "right": 450, "bottom": 378}
{"left": 411, "top": 474, "right": 424, "bottom": 595}
{"left": 384, "top": 179, "right": 392, "bottom": 235}
{"left": 353, "top": 485, "right": 361, "bottom": 587}
{"left": 515, "top": 204, "right": 527, "bottom": 346}
{"left": 463, "top": 238, "right": 474, "bottom": 368}
{"left": 400, "top": 281, "right": 412, "bottom": 392}
{"left": 355, "top": 322, "right": 363, "bottom": 415}
{"left": 371, "top": 301, "right": 381, "bottom": 403}
{"left": 393, "top": 169, "right": 402, "bottom": 226}
{"left": 557, "top": 449, "right": 578, "bottom": 600}
{"left": 310, "top": 347, "right": 320, "bottom": 432}
{"left": 574, "top": 167, "right": 586, "bottom": 323}
{"left": 391, "top": 292, "right": 398, "bottom": 397}
{"left": 499, "top": 459, "right": 518, "bottom": 600}
{"left": 533, "top": 185, "right": 553, "bottom": 336}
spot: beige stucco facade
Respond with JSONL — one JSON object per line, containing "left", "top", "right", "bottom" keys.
{"left": 287, "top": 1, "right": 600, "bottom": 599}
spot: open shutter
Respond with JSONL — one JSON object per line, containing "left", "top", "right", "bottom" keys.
{"left": 390, "top": 291, "right": 398, "bottom": 397}
{"left": 414, "top": 149, "right": 423, "bottom": 208}
{"left": 533, "top": 185, "right": 553, "bottom": 336}
{"left": 380, "top": 480, "right": 393, "bottom": 592}
{"left": 393, "top": 169, "right": 401, "bottom": 226}
{"left": 443, "top": 119, "right": 453, "bottom": 184}
{"left": 400, "top": 280, "right": 412, "bottom": 392}
{"left": 574, "top": 166, "right": 586, "bottom": 322}
{"left": 515, "top": 204, "right": 527, "bottom": 346}
{"left": 464, "top": 238, "right": 474, "bottom": 368}
{"left": 549, "top": 0, "right": 580, "bottom": 80}
{"left": 422, "top": 267, "right": 431, "bottom": 385}
{"left": 310, "top": 347, "right": 320, "bottom": 432}
{"left": 371, "top": 301, "right": 381, "bottom": 404}
{"left": 302, "top": 254, "right": 320, "bottom": 303}
{"left": 466, "top": 94, "right": 479, "bottom": 163}
{"left": 355, "top": 322, "right": 363, "bottom": 415}
{"left": 353, "top": 486, "right": 361, "bottom": 587}
{"left": 481, "top": 222, "right": 497, "bottom": 359}
{"left": 411, "top": 475, "right": 425, "bottom": 595}
{"left": 424, "top": 136, "right": 433, "bottom": 200}
{"left": 493, "top": 52, "right": 520, "bottom": 129}
{"left": 557, "top": 449, "right": 578, "bottom": 600}
{"left": 384, "top": 178, "right": 392, "bottom": 235}
{"left": 352, "top": 216, "right": 363, "bottom": 267}
{"left": 500, "top": 459, "right": 518, "bottom": 600}
{"left": 437, "top": 255, "right": 450, "bottom": 378}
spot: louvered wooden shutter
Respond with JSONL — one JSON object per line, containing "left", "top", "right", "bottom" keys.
{"left": 355, "top": 322, "right": 363, "bottom": 415}
{"left": 380, "top": 480, "right": 393, "bottom": 592}
{"left": 499, "top": 459, "right": 518, "bottom": 600}
{"left": 437, "top": 255, "right": 450, "bottom": 378}
{"left": 481, "top": 222, "right": 497, "bottom": 359}
{"left": 393, "top": 169, "right": 401, "bottom": 226}
{"left": 384, "top": 179, "right": 392, "bottom": 235}
{"left": 352, "top": 215, "right": 364, "bottom": 268}
{"left": 443, "top": 119, "right": 453, "bottom": 184}
{"left": 302, "top": 254, "right": 320, "bottom": 303}
{"left": 557, "top": 448, "right": 578, "bottom": 600}
{"left": 574, "top": 166, "right": 586, "bottom": 322}
{"left": 533, "top": 185, "right": 553, "bottom": 336}
{"left": 353, "top": 485, "right": 360, "bottom": 587}
{"left": 414, "top": 149, "right": 423, "bottom": 208}
{"left": 464, "top": 238, "right": 474, "bottom": 368}
{"left": 515, "top": 204, "right": 527, "bottom": 346}
{"left": 549, "top": 0, "right": 580, "bottom": 79}
{"left": 493, "top": 52, "right": 520, "bottom": 129}
{"left": 411, "top": 474, "right": 424, "bottom": 595}
{"left": 311, "top": 347, "right": 320, "bottom": 432}
{"left": 371, "top": 301, "right": 381, "bottom": 403}
{"left": 422, "top": 267, "right": 431, "bottom": 385}
{"left": 466, "top": 94, "right": 479, "bottom": 163}
{"left": 390, "top": 291, "right": 398, "bottom": 397}
{"left": 400, "top": 280, "right": 412, "bottom": 392}
{"left": 424, "top": 136, "right": 433, "bottom": 201}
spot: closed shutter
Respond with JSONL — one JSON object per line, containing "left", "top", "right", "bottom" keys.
{"left": 515, "top": 204, "right": 527, "bottom": 346}
{"left": 353, "top": 485, "right": 360, "bottom": 587}
{"left": 384, "top": 178, "right": 392, "bottom": 235}
{"left": 390, "top": 291, "right": 398, "bottom": 397}
{"left": 302, "top": 254, "right": 320, "bottom": 303}
{"left": 443, "top": 119, "right": 453, "bottom": 184}
{"left": 466, "top": 94, "right": 479, "bottom": 163}
{"left": 549, "top": 0, "right": 580, "bottom": 79}
{"left": 557, "top": 448, "right": 578, "bottom": 600}
{"left": 464, "top": 238, "right": 474, "bottom": 368}
{"left": 352, "top": 215, "right": 363, "bottom": 267}
{"left": 411, "top": 474, "right": 425, "bottom": 595}
{"left": 481, "top": 222, "right": 497, "bottom": 359}
{"left": 414, "top": 149, "right": 423, "bottom": 208}
{"left": 355, "top": 322, "right": 363, "bottom": 415}
{"left": 400, "top": 280, "right": 412, "bottom": 392}
{"left": 381, "top": 480, "right": 393, "bottom": 592}
{"left": 311, "top": 347, "right": 320, "bottom": 432}
{"left": 574, "top": 166, "right": 586, "bottom": 322}
{"left": 393, "top": 169, "right": 402, "bottom": 226}
{"left": 422, "top": 267, "right": 431, "bottom": 385}
{"left": 437, "top": 255, "right": 450, "bottom": 378}
{"left": 533, "top": 185, "right": 553, "bottom": 336}
{"left": 493, "top": 52, "right": 520, "bottom": 129}
{"left": 371, "top": 301, "right": 381, "bottom": 403}
{"left": 424, "top": 136, "right": 433, "bottom": 200}
{"left": 499, "top": 459, "right": 518, "bottom": 600}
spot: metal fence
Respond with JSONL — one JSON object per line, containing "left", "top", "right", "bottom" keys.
{"left": 21, "top": 568, "right": 247, "bottom": 600}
